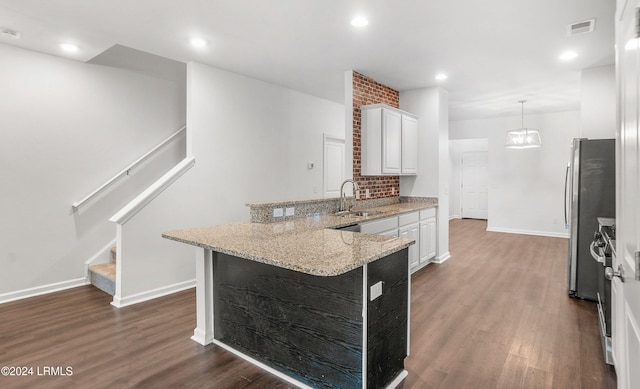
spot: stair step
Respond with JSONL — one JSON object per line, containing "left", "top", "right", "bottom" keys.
{"left": 90, "top": 263, "right": 115, "bottom": 280}
{"left": 89, "top": 263, "right": 115, "bottom": 296}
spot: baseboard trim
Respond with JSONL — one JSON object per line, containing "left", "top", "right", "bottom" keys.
{"left": 386, "top": 370, "right": 409, "bottom": 389}
{"left": 449, "top": 215, "right": 461, "bottom": 220}
{"left": 486, "top": 226, "right": 569, "bottom": 239}
{"left": 191, "top": 328, "right": 213, "bottom": 346}
{"left": 212, "top": 338, "right": 407, "bottom": 389}
{"left": 434, "top": 252, "right": 451, "bottom": 264}
{"left": 0, "top": 278, "right": 89, "bottom": 304}
{"left": 111, "top": 279, "right": 195, "bottom": 308}
{"left": 212, "top": 338, "right": 314, "bottom": 389}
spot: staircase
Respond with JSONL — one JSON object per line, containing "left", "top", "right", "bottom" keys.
{"left": 89, "top": 247, "right": 116, "bottom": 295}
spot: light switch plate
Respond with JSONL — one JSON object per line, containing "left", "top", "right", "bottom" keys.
{"left": 273, "top": 208, "right": 284, "bottom": 218}
{"left": 370, "top": 281, "right": 383, "bottom": 301}
{"left": 285, "top": 207, "right": 295, "bottom": 217}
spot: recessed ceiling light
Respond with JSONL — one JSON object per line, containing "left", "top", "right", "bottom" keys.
{"left": 435, "top": 73, "right": 448, "bottom": 81}
{"left": 351, "top": 16, "right": 369, "bottom": 27}
{"left": 1, "top": 28, "right": 21, "bottom": 39}
{"left": 59, "top": 43, "right": 79, "bottom": 52}
{"left": 559, "top": 51, "right": 578, "bottom": 61}
{"left": 190, "top": 37, "right": 208, "bottom": 49}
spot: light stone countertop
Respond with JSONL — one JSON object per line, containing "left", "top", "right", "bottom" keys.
{"left": 162, "top": 201, "right": 436, "bottom": 277}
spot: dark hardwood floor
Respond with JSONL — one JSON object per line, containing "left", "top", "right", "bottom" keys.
{"left": 0, "top": 219, "right": 616, "bottom": 388}
{"left": 402, "top": 219, "right": 616, "bottom": 389}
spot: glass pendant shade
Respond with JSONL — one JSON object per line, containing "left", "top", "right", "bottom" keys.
{"left": 505, "top": 128, "right": 542, "bottom": 148}
{"left": 505, "top": 100, "right": 542, "bottom": 149}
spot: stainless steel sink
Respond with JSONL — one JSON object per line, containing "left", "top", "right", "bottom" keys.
{"left": 352, "top": 210, "right": 384, "bottom": 217}
{"left": 336, "top": 210, "right": 384, "bottom": 218}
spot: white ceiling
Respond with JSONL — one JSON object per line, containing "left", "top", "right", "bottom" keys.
{"left": 0, "top": 0, "right": 615, "bottom": 120}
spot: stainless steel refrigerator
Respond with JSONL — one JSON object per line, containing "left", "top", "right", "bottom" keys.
{"left": 565, "top": 138, "right": 615, "bottom": 301}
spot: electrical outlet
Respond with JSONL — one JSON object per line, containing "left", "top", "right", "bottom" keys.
{"left": 391, "top": 187, "right": 395, "bottom": 195}
{"left": 273, "top": 208, "right": 284, "bottom": 218}
{"left": 285, "top": 207, "right": 295, "bottom": 217}
{"left": 366, "top": 189, "right": 370, "bottom": 199}
{"left": 370, "top": 281, "right": 383, "bottom": 301}
{"left": 356, "top": 190, "right": 360, "bottom": 200}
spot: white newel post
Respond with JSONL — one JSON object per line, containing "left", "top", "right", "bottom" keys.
{"left": 191, "top": 248, "right": 214, "bottom": 345}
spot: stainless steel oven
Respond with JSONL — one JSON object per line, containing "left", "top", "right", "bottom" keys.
{"left": 590, "top": 217, "right": 615, "bottom": 365}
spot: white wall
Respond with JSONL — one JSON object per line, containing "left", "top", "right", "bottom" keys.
{"left": 115, "top": 62, "right": 345, "bottom": 303}
{"left": 449, "top": 139, "right": 489, "bottom": 218}
{"left": 450, "top": 111, "right": 580, "bottom": 237}
{"left": 344, "top": 71, "right": 354, "bottom": 181}
{"left": 581, "top": 65, "right": 615, "bottom": 139}
{"left": 399, "top": 87, "right": 450, "bottom": 261}
{"left": 0, "top": 44, "right": 186, "bottom": 301}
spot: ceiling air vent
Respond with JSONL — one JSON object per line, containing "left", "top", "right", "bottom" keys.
{"left": 567, "top": 19, "right": 596, "bottom": 36}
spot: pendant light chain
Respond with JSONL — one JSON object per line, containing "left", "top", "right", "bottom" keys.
{"left": 520, "top": 100, "right": 528, "bottom": 136}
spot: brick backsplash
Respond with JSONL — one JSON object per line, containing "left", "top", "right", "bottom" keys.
{"left": 352, "top": 71, "right": 400, "bottom": 200}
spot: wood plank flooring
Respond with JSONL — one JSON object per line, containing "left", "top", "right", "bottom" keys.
{"left": 0, "top": 219, "right": 616, "bottom": 388}
{"left": 402, "top": 219, "right": 616, "bottom": 389}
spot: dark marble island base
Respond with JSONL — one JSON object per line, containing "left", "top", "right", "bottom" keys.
{"left": 211, "top": 249, "right": 409, "bottom": 389}
{"left": 162, "top": 218, "right": 415, "bottom": 388}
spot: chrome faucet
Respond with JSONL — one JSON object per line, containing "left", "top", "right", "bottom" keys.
{"left": 338, "top": 179, "right": 360, "bottom": 213}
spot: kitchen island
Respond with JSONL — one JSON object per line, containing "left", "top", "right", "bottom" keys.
{"left": 163, "top": 214, "right": 415, "bottom": 388}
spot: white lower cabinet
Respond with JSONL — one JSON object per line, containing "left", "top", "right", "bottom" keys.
{"left": 418, "top": 208, "right": 437, "bottom": 271}
{"left": 360, "top": 207, "right": 437, "bottom": 274}
{"left": 360, "top": 216, "right": 398, "bottom": 235}
{"left": 399, "top": 222, "right": 419, "bottom": 270}
{"left": 398, "top": 211, "right": 420, "bottom": 271}
{"left": 379, "top": 229, "right": 398, "bottom": 238}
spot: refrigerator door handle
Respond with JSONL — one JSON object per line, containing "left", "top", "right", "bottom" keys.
{"left": 564, "top": 164, "right": 570, "bottom": 229}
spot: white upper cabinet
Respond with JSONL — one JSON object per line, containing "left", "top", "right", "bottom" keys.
{"left": 401, "top": 115, "right": 418, "bottom": 174}
{"left": 382, "top": 109, "right": 402, "bottom": 174}
{"left": 361, "top": 104, "right": 418, "bottom": 176}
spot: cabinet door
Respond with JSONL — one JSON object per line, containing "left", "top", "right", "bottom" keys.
{"left": 380, "top": 229, "right": 398, "bottom": 238}
{"left": 382, "top": 109, "right": 402, "bottom": 174}
{"left": 426, "top": 217, "right": 437, "bottom": 261}
{"left": 419, "top": 222, "right": 429, "bottom": 264}
{"left": 419, "top": 217, "right": 437, "bottom": 265}
{"left": 360, "top": 216, "right": 399, "bottom": 235}
{"left": 400, "top": 223, "right": 419, "bottom": 270}
{"left": 401, "top": 115, "right": 418, "bottom": 175}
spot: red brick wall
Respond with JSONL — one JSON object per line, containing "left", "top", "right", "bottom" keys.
{"left": 352, "top": 71, "right": 400, "bottom": 199}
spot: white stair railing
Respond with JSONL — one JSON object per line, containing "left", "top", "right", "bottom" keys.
{"left": 109, "top": 156, "right": 195, "bottom": 224}
{"left": 72, "top": 126, "right": 186, "bottom": 211}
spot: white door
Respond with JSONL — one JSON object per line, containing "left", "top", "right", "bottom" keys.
{"left": 613, "top": 3, "right": 640, "bottom": 388}
{"left": 400, "top": 224, "right": 419, "bottom": 270}
{"left": 419, "top": 217, "right": 436, "bottom": 265}
{"left": 461, "top": 152, "right": 488, "bottom": 219}
{"left": 401, "top": 115, "right": 418, "bottom": 175}
{"left": 382, "top": 109, "right": 402, "bottom": 174}
{"left": 323, "top": 134, "right": 345, "bottom": 197}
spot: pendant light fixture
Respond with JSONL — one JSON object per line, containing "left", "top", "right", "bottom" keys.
{"left": 505, "top": 100, "right": 542, "bottom": 149}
